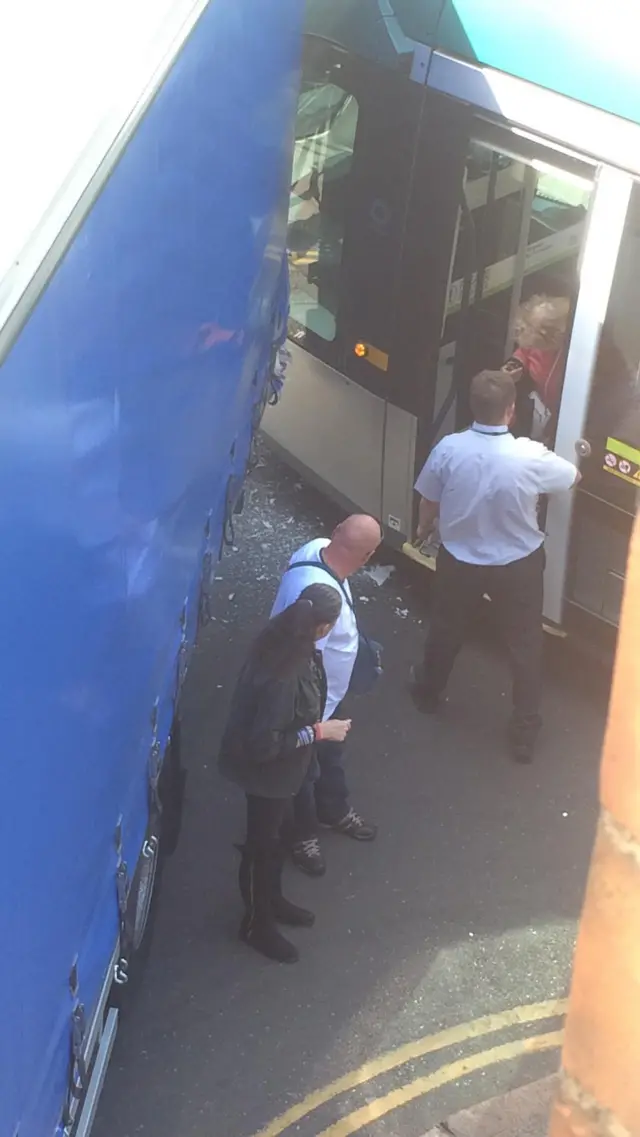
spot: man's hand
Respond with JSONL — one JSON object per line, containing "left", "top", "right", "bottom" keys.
{"left": 502, "top": 359, "right": 524, "bottom": 380}
{"left": 321, "top": 719, "right": 352, "bottom": 742}
{"left": 416, "top": 497, "right": 439, "bottom": 544}
{"left": 416, "top": 520, "right": 435, "bottom": 543}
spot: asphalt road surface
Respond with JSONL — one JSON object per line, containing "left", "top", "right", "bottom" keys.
{"left": 94, "top": 447, "right": 609, "bottom": 1137}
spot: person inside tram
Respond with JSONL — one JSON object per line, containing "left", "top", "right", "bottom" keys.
{"left": 503, "top": 291, "right": 636, "bottom": 452}
{"left": 218, "top": 583, "right": 349, "bottom": 964}
{"left": 502, "top": 293, "right": 570, "bottom": 441}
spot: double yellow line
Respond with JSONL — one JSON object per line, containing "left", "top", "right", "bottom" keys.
{"left": 252, "top": 998, "right": 566, "bottom": 1137}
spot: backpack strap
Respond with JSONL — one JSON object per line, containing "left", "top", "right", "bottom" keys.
{"left": 286, "top": 561, "right": 381, "bottom": 673}
{"left": 284, "top": 559, "right": 354, "bottom": 611}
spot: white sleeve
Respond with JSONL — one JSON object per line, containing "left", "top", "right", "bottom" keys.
{"left": 270, "top": 569, "right": 301, "bottom": 618}
{"left": 414, "top": 442, "right": 446, "bottom": 503}
{"left": 534, "top": 449, "right": 579, "bottom": 493}
{"left": 271, "top": 563, "right": 343, "bottom": 620}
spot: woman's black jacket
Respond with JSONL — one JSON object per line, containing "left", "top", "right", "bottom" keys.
{"left": 218, "top": 649, "right": 327, "bottom": 798}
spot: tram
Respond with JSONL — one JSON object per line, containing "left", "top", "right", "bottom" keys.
{"left": 263, "top": 0, "right": 640, "bottom": 646}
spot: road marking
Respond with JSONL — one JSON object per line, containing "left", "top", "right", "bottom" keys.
{"left": 252, "top": 998, "right": 567, "bottom": 1137}
{"left": 317, "top": 1030, "right": 563, "bottom": 1136}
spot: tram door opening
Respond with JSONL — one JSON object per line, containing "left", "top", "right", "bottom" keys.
{"left": 432, "top": 138, "right": 593, "bottom": 446}
{"left": 419, "top": 134, "right": 603, "bottom": 625}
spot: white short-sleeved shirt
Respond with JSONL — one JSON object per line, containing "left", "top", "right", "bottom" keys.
{"left": 270, "top": 538, "right": 358, "bottom": 719}
{"left": 414, "top": 423, "right": 578, "bottom": 567}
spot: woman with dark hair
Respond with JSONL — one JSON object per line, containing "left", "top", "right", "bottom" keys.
{"left": 219, "top": 582, "right": 349, "bottom": 963}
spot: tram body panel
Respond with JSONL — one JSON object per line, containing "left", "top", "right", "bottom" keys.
{"left": 382, "top": 403, "right": 419, "bottom": 540}
{"left": 265, "top": 344, "right": 386, "bottom": 520}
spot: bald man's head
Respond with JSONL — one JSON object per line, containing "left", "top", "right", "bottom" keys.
{"left": 327, "top": 514, "right": 383, "bottom": 576}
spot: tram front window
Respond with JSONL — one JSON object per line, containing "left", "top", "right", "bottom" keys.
{"left": 287, "top": 82, "right": 359, "bottom": 342}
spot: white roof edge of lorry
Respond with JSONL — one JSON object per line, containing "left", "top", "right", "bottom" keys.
{"left": 0, "top": 0, "right": 211, "bottom": 361}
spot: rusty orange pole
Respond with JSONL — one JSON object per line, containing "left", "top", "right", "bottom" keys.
{"left": 549, "top": 508, "right": 640, "bottom": 1137}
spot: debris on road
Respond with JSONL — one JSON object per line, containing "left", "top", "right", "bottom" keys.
{"left": 364, "top": 564, "right": 395, "bottom": 586}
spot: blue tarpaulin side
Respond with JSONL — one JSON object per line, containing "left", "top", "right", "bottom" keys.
{"left": 0, "top": 2, "right": 301, "bottom": 1134}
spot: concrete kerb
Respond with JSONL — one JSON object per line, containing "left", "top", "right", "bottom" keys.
{"left": 422, "top": 1074, "right": 558, "bottom": 1137}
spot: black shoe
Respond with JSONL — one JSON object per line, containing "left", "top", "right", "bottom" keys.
{"left": 239, "top": 916, "right": 299, "bottom": 963}
{"left": 409, "top": 665, "right": 441, "bottom": 714}
{"left": 291, "top": 837, "right": 326, "bottom": 876}
{"left": 322, "top": 807, "right": 377, "bottom": 841}
{"left": 272, "top": 895, "right": 315, "bottom": 927}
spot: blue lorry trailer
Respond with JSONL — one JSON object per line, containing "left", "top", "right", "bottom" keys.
{"left": 0, "top": 3, "right": 301, "bottom": 1134}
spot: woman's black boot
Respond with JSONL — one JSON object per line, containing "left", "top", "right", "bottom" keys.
{"left": 271, "top": 842, "right": 315, "bottom": 927}
{"left": 238, "top": 846, "right": 299, "bottom": 963}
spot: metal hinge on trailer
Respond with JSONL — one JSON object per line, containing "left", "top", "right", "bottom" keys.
{"left": 71, "top": 1007, "right": 118, "bottom": 1137}
{"left": 176, "top": 599, "right": 189, "bottom": 697}
{"left": 62, "top": 1003, "right": 119, "bottom": 1137}
{"left": 197, "top": 513, "right": 215, "bottom": 634}
{"left": 110, "top": 695, "right": 175, "bottom": 990}
{"left": 61, "top": 944, "right": 122, "bottom": 1136}
{"left": 113, "top": 827, "right": 160, "bottom": 986}
{"left": 114, "top": 861, "right": 131, "bottom": 987}
{"left": 113, "top": 818, "right": 131, "bottom": 987}
{"left": 148, "top": 705, "right": 163, "bottom": 827}
{"left": 222, "top": 472, "right": 245, "bottom": 551}
{"left": 198, "top": 546, "right": 214, "bottom": 631}
{"left": 61, "top": 1001, "right": 87, "bottom": 1132}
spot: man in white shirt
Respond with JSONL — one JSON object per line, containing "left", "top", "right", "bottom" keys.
{"left": 271, "top": 514, "right": 382, "bottom": 875}
{"left": 411, "top": 370, "right": 580, "bottom": 763}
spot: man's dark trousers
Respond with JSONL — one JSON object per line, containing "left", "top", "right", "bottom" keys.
{"left": 419, "top": 543, "right": 544, "bottom": 740}
{"left": 293, "top": 702, "right": 349, "bottom": 837}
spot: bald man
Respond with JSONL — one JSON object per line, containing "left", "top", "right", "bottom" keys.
{"left": 271, "top": 515, "right": 382, "bottom": 875}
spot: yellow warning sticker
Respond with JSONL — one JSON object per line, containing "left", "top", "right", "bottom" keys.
{"left": 603, "top": 437, "right": 640, "bottom": 486}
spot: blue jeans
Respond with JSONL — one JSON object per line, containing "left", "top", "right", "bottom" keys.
{"left": 293, "top": 703, "right": 350, "bottom": 837}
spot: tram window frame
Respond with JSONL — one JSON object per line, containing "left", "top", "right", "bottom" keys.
{"left": 286, "top": 37, "right": 424, "bottom": 403}
{"left": 287, "top": 78, "right": 360, "bottom": 349}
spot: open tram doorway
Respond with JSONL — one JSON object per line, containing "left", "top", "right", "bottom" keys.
{"left": 412, "top": 128, "right": 633, "bottom": 634}
{"left": 430, "top": 132, "right": 594, "bottom": 451}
